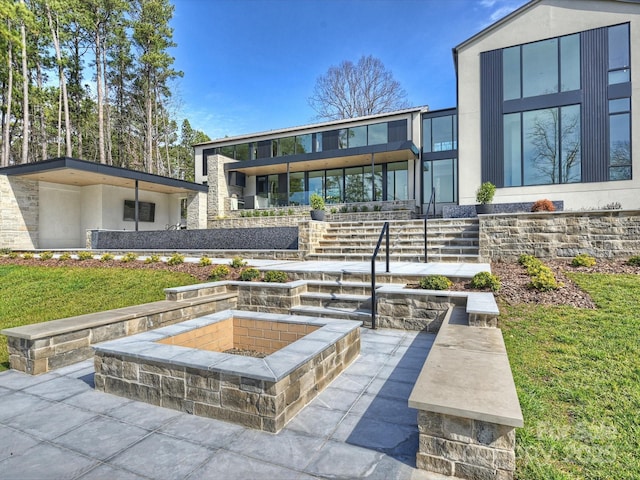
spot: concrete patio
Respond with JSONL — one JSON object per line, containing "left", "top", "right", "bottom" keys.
{"left": 0, "top": 326, "right": 450, "bottom": 480}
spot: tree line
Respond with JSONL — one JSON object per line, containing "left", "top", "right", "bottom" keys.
{"left": 0, "top": 0, "right": 209, "bottom": 181}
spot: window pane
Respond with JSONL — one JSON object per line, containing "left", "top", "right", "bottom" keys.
{"left": 432, "top": 116, "right": 454, "bottom": 151}
{"left": 363, "top": 165, "right": 382, "bottom": 201}
{"left": 453, "top": 115, "right": 458, "bottom": 150}
{"left": 609, "top": 98, "right": 630, "bottom": 113}
{"left": 561, "top": 105, "right": 581, "bottom": 183}
{"left": 422, "top": 118, "right": 432, "bottom": 153}
{"left": 433, "top": 159, "right": 455, "bottom": 203}
{"left": 610, "top": 166, "right": 631, "bottom": 180}
{"left": 289, "top": 172, "right": 305, "bottom": 205}
{"left": 503, "top": 46, "right": 521, "bottom": 100}
{"left": 220, "top": 145, "right": 235, "bottom": 158}
{"left": 609, "top": 69, "right": 630, "bottom": 85}
{"left": 423, "top": 161, "right": 433, "bottom": 202}
{"left": 296, "top": 134, "right": 312, "bottom": 154}
{"left": 338, "top": 129, "right": 349, "bottom": 149}
{"left": 325, "top": 169, "right": 343, "bottom": 204}
{"left": 344, "top": 167, "right": 364, "bottom": 202}
{"left": 523, "top": 108, "right": 559, "bottom": 185}
{"left": 560, "top": 34, "right": 580, "bottom": 92}
{"left": 368, "top": 122, "right": 388, "bottom": 145}
{"left": 308, "top": 170, "right": 324, "bottom": 198}
{"left": 387, "top": 161, "right": 408, "bottom": 200}
{"left": 503, "top": 113, "right": 522, "bottom": 186}
{"left": 315, "top": 133, "right": 323, "bottom": 152}
{"left": 348, "top": 126, "right": 367, "bottom": 148}
{"left": 522, "top": 38, "right": 558, "bottom": 97}
{"left": 235, "top": 143, "right": 250, "bottom": 161}
{"left": 279, "top": 137, "right": 296, "bottom": 156}
{"left": 610, "top": 113, "right": 631, "bottom": 167}
{"left": 609, "top": 24, "right": 630, "bottom": 70}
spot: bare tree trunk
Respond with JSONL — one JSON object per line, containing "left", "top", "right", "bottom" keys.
{"left": 46, "top": 4, "right": 72, "bottom": 157}
{"left": 145, "top": 93, "right": 153, "bottom": 173}
{"left": 56, "top": 84, "right": 62, "bottom": 157}
{"left": 20, "top": 1, "right": 29, "bottom": 164}
{"left": 2, "top": 21, "right": 14, "bottom": 167}
{"left": 95, "top": 28, "right": 105, "bottom": 164}
{"left": 102, "top": 46, "right": 112, "bottom": 165}
{"left": 36, "top": 60, "right": 47, "bottom": 160}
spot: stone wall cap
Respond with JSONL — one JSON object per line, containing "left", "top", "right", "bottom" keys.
{"left": 466, "top": 293, "right": 500, "bottom": 315}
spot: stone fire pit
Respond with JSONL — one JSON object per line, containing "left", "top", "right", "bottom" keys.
{"left": 93, "top": 310, "right": 361, "bottom": 432}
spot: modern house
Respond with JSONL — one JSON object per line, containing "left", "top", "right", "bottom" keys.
{"left": 0, "top": 157, "right": 208, "bottom": 250}
{"left": 194, "top": 0, "right": 639, "bottom": 217}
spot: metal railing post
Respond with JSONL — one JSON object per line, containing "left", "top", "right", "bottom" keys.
{"left": 371, "top": 221, "right": 390, "bottom": 330}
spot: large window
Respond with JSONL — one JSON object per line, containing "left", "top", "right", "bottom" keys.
{"left": 387, "top": 161, "right": 408, "bottom": 200}
{"left": 123, "top": 200, "right": 155, "bottom": 222}
{"left": 422, "top": 114, "right": 457, "bottom": 153}
{"left": 503, "top": 34, "right": 580, "bottom": 100}
{"left": 485, "top": 24, "right": 632, "bottom": 187}
{"left": 423, "top": 160, "right": 457, "bottom": 203}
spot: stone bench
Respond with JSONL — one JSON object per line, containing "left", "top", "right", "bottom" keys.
{"left": 1, "top": 292, "right": 237, "bottom": 375}
{"left": 408, "top": 306, "right": 523, "bottom": 479}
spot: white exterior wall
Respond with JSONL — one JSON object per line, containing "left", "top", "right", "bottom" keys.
{"left": 38, "top": 183, "right": 184, "bottom": 249}
{"left": 457, "top": 0, "right": 640, "bottom": 210}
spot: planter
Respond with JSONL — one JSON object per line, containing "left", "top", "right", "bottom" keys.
{"left": 475, "top": 204, "right": 495, "bottom": 215}
{"left": 310, "top": 210, "right": 325, "bottom": 221}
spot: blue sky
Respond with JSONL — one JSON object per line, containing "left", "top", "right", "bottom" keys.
{"left": 169, "top": 0, "right": 528, "bottom": 140}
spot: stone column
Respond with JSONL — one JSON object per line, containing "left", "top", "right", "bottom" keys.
{"left": 0, "top": 175, "right": 39, "bottom": 249}
{"left": 187, "top": 191, "right": 207, "bottom": 229}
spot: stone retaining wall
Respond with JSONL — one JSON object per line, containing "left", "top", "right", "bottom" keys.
{"left": 479, "top": 210, "right": 640, "bottom": 261}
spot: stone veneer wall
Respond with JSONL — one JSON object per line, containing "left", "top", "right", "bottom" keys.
{"left": 187, "top": 191, "right": 208, "bottom": 229}
{"left": 478, "top": 210, "right": 640, "bottom": 261}
{"left": 417, "top": 411, "right": 516, "bottom": 478}
{"left": 0, "top": 175, "right": 39, "bottom": 249}
{"left": 298, "top": 220, "right": 329, "bottom": 256}
{"left": 94, "top": 325, "right": 361, "bottom": 433}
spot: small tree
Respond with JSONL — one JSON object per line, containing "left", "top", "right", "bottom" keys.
{"left": 308, "top": 55, "right": 409, "bottom": 121}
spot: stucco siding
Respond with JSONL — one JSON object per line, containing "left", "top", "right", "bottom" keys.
{"left": 457, "top": 0, "right": 640, "bottom": 210}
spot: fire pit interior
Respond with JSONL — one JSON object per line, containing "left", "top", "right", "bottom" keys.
{"left": 93, "top": 310, "right": 361, "bottom": 432}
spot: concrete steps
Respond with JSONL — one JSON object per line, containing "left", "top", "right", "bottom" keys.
{"left": 290, "top": 280, "right": 375, "bottom": 327}
{"left": 311, "top": 218, "right": 480, "bottom": 263}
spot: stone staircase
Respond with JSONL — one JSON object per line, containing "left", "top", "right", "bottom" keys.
{"left": 306, "top": 218, "right": 480, "bottom": 263}
{"left": 290, "top": 280, "right": 375, "bottom": 327}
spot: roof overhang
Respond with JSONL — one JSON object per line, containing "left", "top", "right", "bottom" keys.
{"left": 0, "top": 157, "right": 208, "bottom": 194}
{"left": 224, "top": 141, "right": 419, "bottom": 176}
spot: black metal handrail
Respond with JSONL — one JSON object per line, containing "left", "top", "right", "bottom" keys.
{"left": 370, "top": 221, "right": 390, "bottom": 330}
{"left": 424, "top": 188, "right": 436, "bottom": 263}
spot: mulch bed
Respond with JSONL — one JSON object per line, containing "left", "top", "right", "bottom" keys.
{"left": 2, "top": 256, "right": 638, "bottom": 309}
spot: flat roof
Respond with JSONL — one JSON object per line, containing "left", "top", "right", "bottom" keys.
{"left": 194, "top": 106, "right": 429, "bottom": 148}
{"left": 0, "top": 157, "right": 208, "bottom": 194}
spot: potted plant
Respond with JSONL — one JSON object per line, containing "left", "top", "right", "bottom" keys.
{"left": 309, "top": 193, "right": 325, "bottom": 221}
{"left": 475, "top": 181, "right": 496, "bottom": 214}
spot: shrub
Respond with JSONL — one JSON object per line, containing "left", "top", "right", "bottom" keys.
{"left": 572, "top": 253, "right": 596, "bottom": 267}
{"left": 278, "top": 210, "right": 285, "bottom": 216}
{"left": 22, "top": 252, "right": 34, "bottom": 260}
{"left": 360, "top": 205, "right": 369, "bottom": 212}
{"left": 627, "top": 255, "right": 640, "bottom": 266}
{"left": 145, "top": 254, "right": 161, "bottom": 264}
{"left": 310, "top": 193, "right": 325, "bottom": 211}
{"left": 0, "top": 247, "right": 11, "bottom": 255}
{"left": 475, "top": 181, "right": 496, "bottom": 204}
{"left": 209, "top": 264, "right": 230, "bottom": 281}
{"left": 58, "top": 252, "right": 72, "bottom": 261}
{"left": 252, "top": 210, "right": 261, "bottom": 217}
{"left": 263, "top": 270, "right": 288, "bottom": 283}
{"left": 518, "top": 254, "right": 541, "bottom": 272}
{"left": 340, "top": 206, "right": 348, "bottom": 213}
{"left": 330, "top": 207, "right": 337, "bottom": 214}
{"left": 121, "top": 252, "right": 138, "bottom": 263}
{"left": 531, "top": 199, "right": 556, "bottom": 212}
{"left": 418, "top": 275, "right": 453, "bottom": 290}
{"left": 199, "top": 256, "right": 212, "bottom": 267}
{"left": 261, "top": 210, "right": 269, "bottom": 217}
{"left": 239, "top": 268, "right": 261, "bottom": 281}
{"left": 230, "top": 256, "right": 247, "bottom": 268}
{"left": 470, "top": 271, "right": 501, "bottom": 292}
{"left": 528, "top": 269, "right": 562, "bottom": 291}
{"left": 100, "top": 253, "right": 114, "bottom": 262}
{"left": 77, "top": 251, "right": 94, "bottom": 261}
{"left": 602, "top": 202, "right": 622, "bottom": 210}
{"left": 373, "top": 205, "right": 382, "bottom": 212}
{"left": 167, "top": 253, "right": 185, "bottom": 265}
{"left": 39, "top": 251, "right": 54, "bottom": 261}
{"left": 288, "top": 208, "right": 294, "bottom": 215}
{"left": 8, "top": 251, "right": 19, "bottom": 259}
{"left": 352, "top": 205, "right": 359, "bottom": 212}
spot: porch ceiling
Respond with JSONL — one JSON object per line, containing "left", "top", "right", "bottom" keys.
{"left": 2, "top": 157, "right": 207, "bottom": 194}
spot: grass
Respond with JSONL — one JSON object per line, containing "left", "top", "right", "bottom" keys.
{"left": 500, "top": 273, "right": 640, "bottom": 479}
{"left": 0, "top": 265, "right": 198, "bottom": 371}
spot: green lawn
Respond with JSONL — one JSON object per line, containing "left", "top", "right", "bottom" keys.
{"left": 501, "top": 273, "right": 640, "bottom": 479}
{"left": 0, "top": 265, "right": 198, "bottom": 371}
